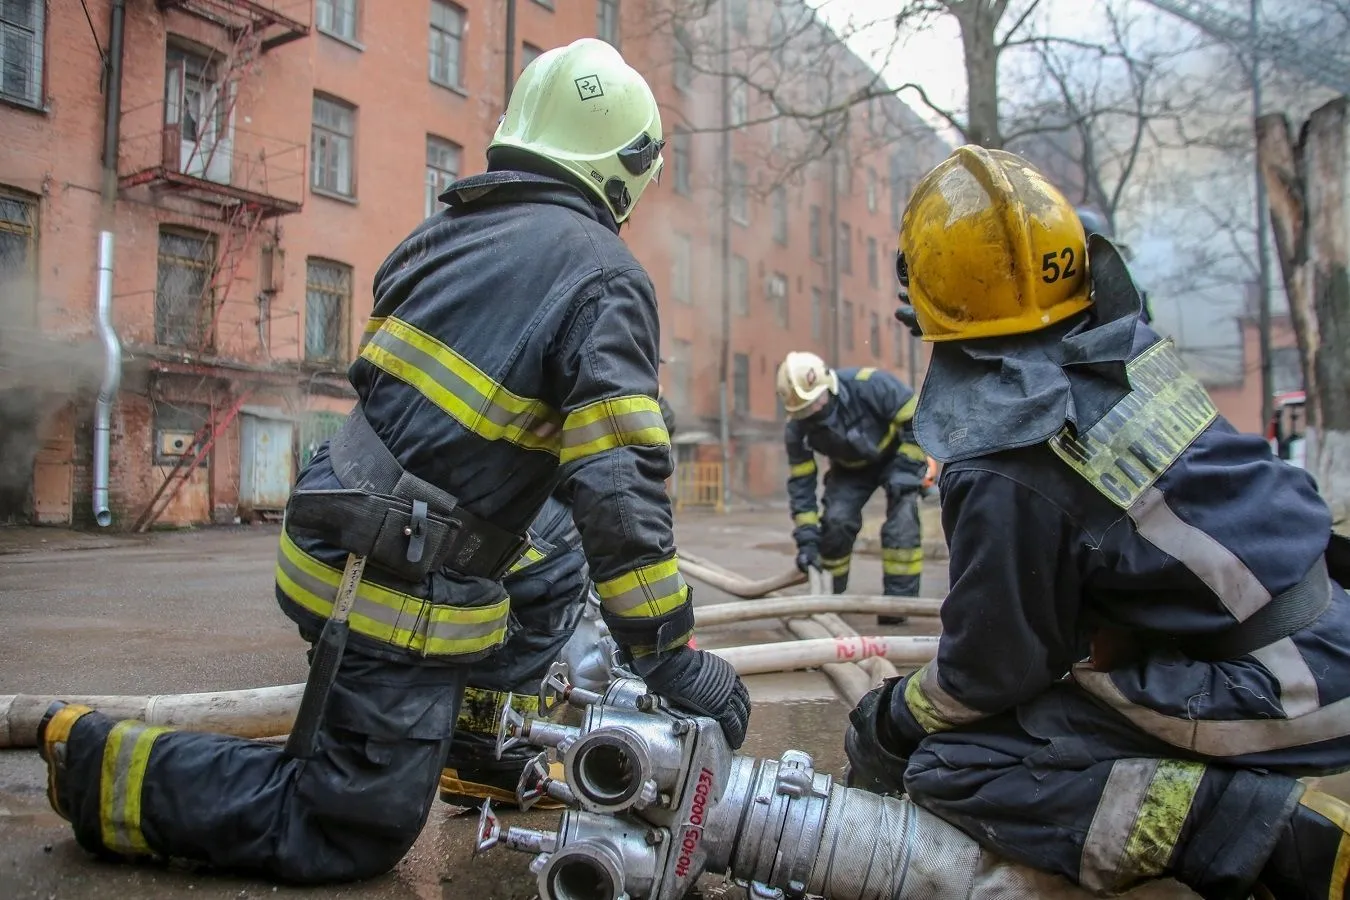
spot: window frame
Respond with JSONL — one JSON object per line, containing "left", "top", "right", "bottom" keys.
{"left": 0, "top": 0, "right": 45, "bottom": 110}
{"left": 155, "top": 227, "right": 216, "bottom": 349}
{"left": 315, "top": 0, "right": 359, "bottom": 43}
{"left": 671, "top": 232, "right": 692, "bottom": 304}
{"left": 867, "top": 236, "right": 879, "bottom": 288}
{"left": 311, "top": 93, "right": 357, "bottom": 199}
{"left": 729, "top": 161, "right": 749, "bottom": 226}
{"left": 0, "top": 186, "right": 39, "bottom": 326}
{"left": 809, "top": 205, "right": 822, "bottom": 260}
{"left": 841, "top": 299, "right": 854, "bottom": 351}
{"left": 732, "top": 352, "right": 751, "bottom": 415}
{"left": 152, "top": 401, "right": 211, "bottom": 468}
{"left": 429, "top": 0, "right": 467, "bottom": 92}
{"left": 731, "top": 253, "right": 749, "bottom": 317}
{"left": 671, "top": 128, "right": 691, "bottom": 196}
{"left": 304, "top": 257, "right": 353, "bottom": 365}
{"left": 838, "top": 221, "right": 852, "bottom": 274}
{"left": 425, "top": 134, "right": 462, "bottom": 218}
{"left": 771, "top": 186, "right": 788, "bottom": 246}
{"left": 520, "top": 42, "right": 544, "bottom": 74}
{"left": 869, "top": 310, "right": 881, "bottom": 359}
{"left": 597, "top": 0, "right": 620, "bottom": 48}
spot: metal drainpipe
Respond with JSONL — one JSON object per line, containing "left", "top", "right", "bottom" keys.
{"left": 504, "top": 0, "right": 516, "bottom": 107}
{"left": 717, "top": 0, "right": 733, "bottom": 511}
{"left": 93, "top": 0, "right": 126, "bottom": 528}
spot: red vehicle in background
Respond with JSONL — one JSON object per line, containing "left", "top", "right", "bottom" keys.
{"left": 1267, "top": 390, "right": 1308, "bottom": 469}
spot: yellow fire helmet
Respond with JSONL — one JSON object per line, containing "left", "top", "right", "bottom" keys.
{"left": 899, "top": 145, "right": 1090, "bottom": 342}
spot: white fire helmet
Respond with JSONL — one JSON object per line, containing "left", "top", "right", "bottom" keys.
{"left": 776, "top": 351, "right": 839, "bottom": 419}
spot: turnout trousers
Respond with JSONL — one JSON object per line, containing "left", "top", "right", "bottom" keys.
{"left": 51, "top": 645, "right": 467, "bottom": 884}
{"left": 818, "top": 457, "right": 924, "bottom": 596}
{"left": 903, "top": 677, "right": 1350, "bottom": 900}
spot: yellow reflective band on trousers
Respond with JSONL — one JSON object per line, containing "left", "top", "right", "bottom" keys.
{"left": 275, "top": 532, "right": 509, "bottom": 657}
{"left": 1079, "top": 758, "right": 1205, "bottom": 893}
{"left": 559, "top": 395, "right": 670, "bottom": 465}
{"left": 360, "top": 315, "right": 564, "bottom": 454}
{"left": 790, "top": 459, "right": 817, "bottom": 478}
{"left": 820, "top": 554, "right": 851, "bottom": 577}
{"left": 794, "top": 510, "right": 820, "bottom": 528}
{"left": 882, "top": 546, "right": 924, "bottom": 576}
{"left": 456, "top": 686, "right": 541, "bottom": 735}
{"left": 99, "top": 720, "right": 172, "bottom": 856}
{"left": 507, "top": 544, "right": 547, "bottom": 575}
{"left": 594, "top": 556, "right": 689, "bottom": 620}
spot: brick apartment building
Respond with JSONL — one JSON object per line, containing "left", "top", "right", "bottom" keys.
{"left": 0, "top": 0, "right": 949, "bottom": 529}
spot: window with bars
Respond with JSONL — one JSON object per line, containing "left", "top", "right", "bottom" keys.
{"left": 0, "top": 188, "right": 37, "bottom": 326}
{"left": 867, "top": 236, "right": 879, "bottom": 287}
{"left": 729, "top": 161, "right": 748, "bottom": 225}
{"left": 311, "top": 94, "right": 355, "bottom": 197}
{"left": 521, "top": 42, "right": 543, "bottom": 73}
{"left": 867, "top": 167, "right": 878, "bottom": 212}
{"left": 729, "top": 0, "right": 748, "bottom": 34}
{"left": 425, "top": 135, "right": 461, "bottom": 218}
{"left": 733, "top": 353, "right": 750, "bottom": 414}
{"left": 811, "top": 287, "right": 823, "bottom": 341}
{"left": 767, "top": 272, "right": 788, "bottom": 328}
{"left": 869, "top": 311, "right": 881, "bottom": 358}
{"left": 156, "top": 229, "right": 215, "bottom": 348}
{"left": 671, "top": 232, "right": 691, "bottom": 304}
{"left": 430, "top": 0, "right": 465, "bottom": 90}
{"left": 0, "top": 0, "right": 44, "bottom": 108}
{"left": 673, "top": 30, "right": 693, "bottom": 92}
{"left": 809, "top": 205, "right": 822, "bottom": 259}
{"left": 838, "top": 222, "right": 852, "bottom": 274}
{"left": 890, "top": 151, "right": 906, "bottom": 232}
{"left": 731, "top": 254, "right": 748, "bottom": 316}
{"left": 841, "top": 300, "right": 854, "bottom": 350}
{"left": 305, "top": 259, "right": 351, "bottom": 363}
{"left": 315, "top": 0, "right": 358, "bottom": 41}
{"left": 597, "top": 0, "right": 620, "bottom": 47}
{"left": 891, "top": 319, "right": 906, "bottom": 368}
{"left": 670, "top": 338, "right": 692, "bottom": 410}
{"left": 772, "top": 186, "right": 788, "bottom": 246}
{"left": 671, "top": 129, "right": 691, "bottom": 195}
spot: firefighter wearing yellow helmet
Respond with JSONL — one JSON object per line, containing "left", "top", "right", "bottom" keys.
{"left": 37, "top": 39, "right": 748, "bottom": 884}
{"left": 850, "top": 145, "right": 1350, "bottom": 900}
{"left": 775, "top": 350, "right": 928, "bottom": 625}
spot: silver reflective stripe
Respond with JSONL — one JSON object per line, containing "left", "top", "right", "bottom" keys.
{"left": 104, "top": 724, "right": 141, "bottom": 853}
{"left": 562, "top": 406, "right": 667, "bottom": 452}
{"left": 1251, "top": 637, "right": 1322, "bottom": 718}
{"left": 1127, "top": 486, "right": 1270, "bottom": 622}
{"left": 918, "top": 660, "right": 985, "bottom": 727}
{"left": 1074, "top": 663, "right": 1350, "bottom": 755}
{"left": 1079, "top": 759, "right": 1158, "bottom": 893}
{"left": 603, "top": 569, "right": 685, "bottom": 615}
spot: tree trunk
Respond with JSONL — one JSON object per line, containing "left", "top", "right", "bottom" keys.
{"left": 1256, "top": 96, "right": 1350, "bottom": 530}
{"left": 953, "top": 1, "right": 1004, "bottom": 148}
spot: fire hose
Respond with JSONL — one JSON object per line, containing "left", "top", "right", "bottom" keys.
{"left": 475, "top": 666, "right": 1198, "bottom": 900}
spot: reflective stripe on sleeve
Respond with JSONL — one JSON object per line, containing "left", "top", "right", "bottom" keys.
{"left": 275, "top": 532, "right": 509, "bottom": 657}
{"left": 507, "top": 544, "right": 548, "bottom": 575}
{"left": 594, "top": 556, "right": 689, "bottom": 619}
{"left": 99, "top": 720, "right": 173, "bottom": 856}
{"left": 1079, "top": 758, "right": 1205, "bottom": 894}
{"left": 359, "top": 316, "right": 563, "bottom": 453}
{"left": 790, "top": 459, "right": 817, "bottom": 478}
{"left": 877, "top": 394, "right": 920, "bottom": 454}
{"left": 903, "top": 660, "right": 986, "bottom": 734}
{"left": 559, "top": 395, "right": 670, "bottom": 464}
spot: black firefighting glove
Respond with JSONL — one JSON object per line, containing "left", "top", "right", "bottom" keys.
{"left": 795, "top": 544, "right": 820, "bottom": 574}
{"left": 894, "top": 305, "right": 923, "bottom": 338}
{"left": 843, "top": 678, "right": 913, "bottom": 796}
{"left": 631, "top": 644, "right": 751, "bottom": 749}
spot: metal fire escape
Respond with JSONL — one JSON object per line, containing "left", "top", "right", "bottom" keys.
{"left": 124, "top": 0, "right": 310, "bottom": 530}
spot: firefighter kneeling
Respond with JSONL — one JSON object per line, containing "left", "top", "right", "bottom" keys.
{"left": 846, "top": 144, "right": 1350, "bottom": 900}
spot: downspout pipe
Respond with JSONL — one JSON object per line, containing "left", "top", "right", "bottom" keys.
{"left": 93, "top": 0, "right": 126, "bottom": 528}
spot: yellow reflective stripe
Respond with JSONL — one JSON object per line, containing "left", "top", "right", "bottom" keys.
{"left": 507, "top": 545, "right": 547, "bottom": 575}
{"left": 898, "top": 442, "right": 927, "bottom": 462}
{"left": 276, "top": 532, "right": 509, "bottom": 656}
{"left": 855, "top": 367, "right": 876, "bottom": 381}
{"left": 358, "top": 316, "right": 385, "bottom": 353}
{"left": 594, "top": 556, "right": 689, "bottom": 619}
{"left": 820, "top": 554, "right": 850, "bottom": 576}
{"left": 794, "top": 510, "right": 820, "bottom": 527}
{"left": 877, "top": 395, "right": 920, "bottom": 453}
{"left": 100, "top": 720, "right": 172, "bottom": 856}
{"left": 837, "top": 458, "right": 871, "bottom": 469}
{"left": 1121, "top": 761, "right": 1205, "bottom": 884}
{"left": 904, "top": 667, "right": 953, "bottom": 734}
{"left": 560, "top": 395, "right": 670, "bottom": 465}
{"left": 1302, "top": 792, "right": 1350, "bottom": 900}
{"left": 883, "top": 558, "right": 923, "bottom": 576}
{"left": 360, "top": 315, "right": 563, "bottom": 453}
{"left": 629, "top": 626, "right": 696, "bottom": 658}
{"left": 790, "top": 459, "right": 817, "bottom": 478}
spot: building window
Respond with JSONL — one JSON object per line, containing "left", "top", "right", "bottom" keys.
{"left": 729, "top": 161, "right": 748, "bottom": 225}
{"left": 838, "top": 222, "right": 852, "bottom": 274}
{"left": 769, "top": 117, "right": 782, "bottom": 150}
{"left": 671, "top": 128, "right": 691, "bottom": 195}
{"left": 767, "top": 272, "right": 789, "bottom": 328}
{"left": 869, "top": 311, "right": 881, "bottom": 358}
{"left": 532, "top": 0, "right": 554, "bottom": 8}
{"left": 429, "top": 0, "right": 465, "bottom": 91}
{"left": 0, "top": 0, "right": 44, "bottom": 108}
{"left": 315, "top": 0, "right": 358, "bottom": 41}
{"left": 866, "top": 168, "right": 878, "bottom": 213}
{"left": 670, "top": 338, "right": 692, "bottom": 409}
{"left": 156, "top": 229, "right": 215, "bottom": 348}
{"left": 891, "top": 320, "right": 906, "bottom": 368}
{"left": 306, "top": 259, "right": 352, "bottom": 363}
{"left": 867, "top": 236, "right": 879, "bottom": 288}
{"left": 152, "top": 402, "right": 209, "bottom": 467}
{"left": 597, "top": 0, "right": 620, "bottom": 47}
{"left": 731, "top": 254, "right": 748, "bottom": 316}
{"left": 425, "top": 135, "right": 461, "bottom": 218}
{"left": 772, "top": 186, "right": 788, "bottom": 246}
{"left": 733, "top": 353, "right": 750, "bottom": 414}
{"left": 1272, "top": 346, "right": 1303, "bottom": 394}
{"left": 889, "top": 151, "right": 906, "bottom": 233}
{"left": 0, "top": 188, "right": 37, "bottom": 325}
{"left": 165, "top": 46, "right": 230, "bottom": 184}
{"left": 672, "top": 232, "right": 692, "bottom": 304}
{"left": 729, "top": 82, "right": 747, "bottom": 127}
{"left": 811, "top": 288, "right": 823, "bottom": 341}
{"left": 673, "top": 31, "right": 693, "bottom": 92}
{"left": 521, "top": 42, "right": 543, "bottom": 73}
{"left": 311, "top": 94, "right": 355, "bottom": 197}
{"left": 841, "top": 300, "right": 854, "bottom": 350}
{"left": 809, "top": 205, "right": 822, "bottom": 260}
{"left": 729, "top": 0, "right": 748, "bottom": 35}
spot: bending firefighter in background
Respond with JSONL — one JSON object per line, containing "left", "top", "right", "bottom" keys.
{"left": 778, "top": 352, "right": 930, "bottom": 625}
{"left": 848, "top": 145, "right": 1350, "bottom": 900}
{"left": 37, "top": 39, "right": 749, "bottom": 884}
